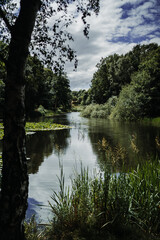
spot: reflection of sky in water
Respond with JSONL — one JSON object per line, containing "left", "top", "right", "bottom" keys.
{"left": 0, "top": 112, "right": 157, "bottom": 223}
{"left": 27, "top": 113, "right": 98, "bottom": 223}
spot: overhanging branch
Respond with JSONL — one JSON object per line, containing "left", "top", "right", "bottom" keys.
{"left": 0, "top": 7, "right": 12, "bottom": 33}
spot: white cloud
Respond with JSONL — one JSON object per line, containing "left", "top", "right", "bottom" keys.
{"left": 61, "top": 0, "right": 160, "bottom": 90}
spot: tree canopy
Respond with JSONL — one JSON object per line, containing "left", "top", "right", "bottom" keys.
{"left": 90, "top": 43, "right": 159, "bottom": 105}
{"left": 0, "top": 1, "right": 100, "bottom": 239}
{"left": 82, "top": 43, "right": 160, "bottom": 120}
{"left": 0, "top": 0, "right": 100, "bottom": 71}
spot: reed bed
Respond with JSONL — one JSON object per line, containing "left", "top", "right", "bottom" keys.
{"left": 45, "top": 159, "right": 160, "bottom": 240}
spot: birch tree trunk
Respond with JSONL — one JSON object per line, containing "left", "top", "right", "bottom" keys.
{"left": 0, "top": 1, "right": 41, "bottom": 239}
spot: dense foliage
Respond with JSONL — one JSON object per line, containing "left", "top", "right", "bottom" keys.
{"left": 72, "top": 89, "right": 92, "bottom": 106}
{"left": 82, "top": 43, "right": 160, "bottom": 120}
{"left": 0, "top": 52, "right": 72, "bottom": 117}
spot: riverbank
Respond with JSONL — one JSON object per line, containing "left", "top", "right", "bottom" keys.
{"left": 1, "top": 112, "right": 160, "bottom": 239}
{"left": 25, "top": 158, "right": 160, "bottom": 240}
{"left": 81, "top": 103, "right": 160, "bottom": 127}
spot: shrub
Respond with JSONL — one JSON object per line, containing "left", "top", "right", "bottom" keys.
{"left": 81, "top": 97, "right": 118, "bottom": 119}
{"left": 109, "top": 85, "right": 149, "bottom": 121}
{"left": 81, "top": 104, "right": 99, "bottom": 118}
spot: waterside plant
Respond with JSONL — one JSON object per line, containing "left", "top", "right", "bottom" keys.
{"left": 81, "top": 96, "right": 117, "bottom": 119}
{"left": 45, "top": 159, "right": 160, "bottom": 240}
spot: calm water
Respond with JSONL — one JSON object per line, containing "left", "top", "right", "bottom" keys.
{"left": 0, "top": 112, "right": 160, "bottom": 223}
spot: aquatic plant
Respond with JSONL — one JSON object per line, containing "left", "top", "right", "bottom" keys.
{"left": 25, "top": 122, "right": 71, "bottom": 131}
{"left": 0, "top": 122, "right": 71, "bottom": 140}
{"left": 47, "top": 159, "right": 160, "bottom": 240}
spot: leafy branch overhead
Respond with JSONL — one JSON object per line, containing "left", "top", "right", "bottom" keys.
{"left": 0, "top": 0, "right": 100, "bottom": 71}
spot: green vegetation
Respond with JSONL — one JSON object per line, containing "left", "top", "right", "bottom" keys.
{"left": 0, "top": 123, "right": 3, "bottom": 140}
{"left": 81, "top": 43, "right": 160, "bottom": 121}
{"left": 25, "top": 58, "right": 72, "bottom": 116}
{"left": 0, "top": 53, "right": 72, "bottom": 118}
{"left": 81, "top": 96, "right": 117, "bottom": 118}
{"left": 24, "top": 216, "right": 45, "bottom": 240}
{"left": 25, "top": 122, "right": 71, "bottom": 131}
{"left": 72, "top": 89, "right": 92, "bottom": 106}
{"left": 24, "top": 158, "right": 160, "bottom": 240}
{"left": 141, "top": 117, "right": 160, "bottom": 126}
{"left": 0, "top": 122, "right": 71, "bottom": 140}
{"left": 24, "top": 137, "right": 160, "bottom": 240}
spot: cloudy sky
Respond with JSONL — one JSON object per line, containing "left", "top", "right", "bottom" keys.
{"left": 63, "top": 0, "right": 160, "bottom": 90}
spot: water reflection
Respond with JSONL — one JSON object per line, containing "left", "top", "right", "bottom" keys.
{"left": 1, "top": 112, "right": 160, "bottom": 223}
{"left": 87, "top": 118, "right": 160, "bottom": 170}
{"left": 26, "top": 198, "right": 43, "bottom": 221}
{"left": 26, "top": 129, "right": 71, "bottom": 174}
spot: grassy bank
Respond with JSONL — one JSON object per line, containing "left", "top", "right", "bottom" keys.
{"left": 25, "top": 158, "right": 160, "bottom": 240}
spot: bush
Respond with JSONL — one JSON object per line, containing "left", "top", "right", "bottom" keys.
{"left": 81, "top": 97, "right": 118, "bottom": 119}
{"left": 110, "top": 85, "right": 150, "bottom": 121}
{"left": 81, "top": 104, "right": 99, "bottom": 118}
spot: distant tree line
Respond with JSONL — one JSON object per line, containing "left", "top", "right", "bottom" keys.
{"left": 71, "top": 89, "right": 92, "bottom": 106}
{"left": 81, "top": 43, "right": 160, "bottom": 120}
{"left": 0, "top": 41, "right": 72, "bottom": 118}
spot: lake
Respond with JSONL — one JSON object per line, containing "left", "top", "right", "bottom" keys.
{"left": 0, "top": 112, "right": 160, "bottom": 223}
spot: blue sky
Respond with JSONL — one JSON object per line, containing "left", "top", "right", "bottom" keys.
{"left": 63, "top": 0, "right": 160, "bottom": 90}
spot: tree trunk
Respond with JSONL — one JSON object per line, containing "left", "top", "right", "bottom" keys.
{"left": 0, "top": 1, "right": 41, "bottom": 239}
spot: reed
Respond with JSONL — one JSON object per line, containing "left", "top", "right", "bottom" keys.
{"left": 46, "top": 158, "right": 160, "bottom": 239}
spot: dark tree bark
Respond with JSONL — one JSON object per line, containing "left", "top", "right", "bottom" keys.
{"left": 0, "top": 1, "right": 41, "bottom": 239}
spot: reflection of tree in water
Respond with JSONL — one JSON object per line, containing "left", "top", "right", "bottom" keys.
{"left": 87, "top": 119, "right": 160, "bottom": 171}
{"left": 88, "top": 129, "right": 123, "bottom": 171}
{"left": 52, "top": 129, "right": 71, "bottom": 155}
{"left": 26, "top": 129, "right": 70, "bottom": 174}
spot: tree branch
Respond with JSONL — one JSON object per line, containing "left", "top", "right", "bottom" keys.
{"left": 0, "top": 7, "right": 12, "bottom": 33}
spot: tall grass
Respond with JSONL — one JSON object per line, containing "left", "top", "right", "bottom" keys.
{"left": 46, "top": 159, "right": 160, "bottom": 240}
